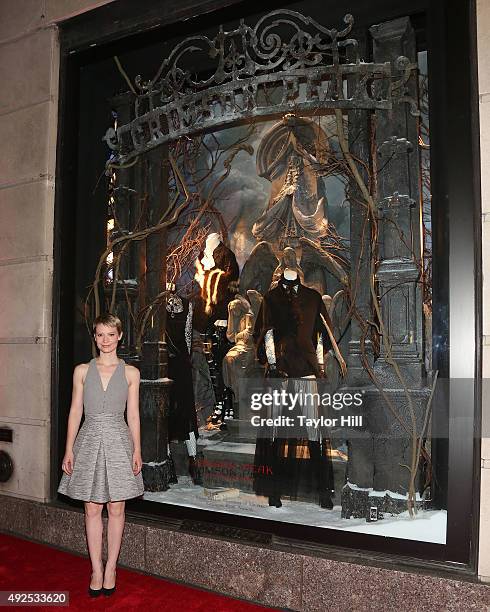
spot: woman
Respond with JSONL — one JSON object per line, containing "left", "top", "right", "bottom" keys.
{"left": 58, "top": 313, "right": 144, "bottom": 597}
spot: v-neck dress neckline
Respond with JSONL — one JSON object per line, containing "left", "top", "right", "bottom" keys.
{"left": 93, "top": 358, "right": 121, "bottom": 393}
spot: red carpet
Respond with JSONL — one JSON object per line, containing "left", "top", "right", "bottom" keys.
{"left": 0, "top": 533, "right": 274, "bottom": 611}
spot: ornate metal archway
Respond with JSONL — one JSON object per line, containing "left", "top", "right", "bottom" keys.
{"left": 115, "top": 10, "right": 418, "bottom": 161}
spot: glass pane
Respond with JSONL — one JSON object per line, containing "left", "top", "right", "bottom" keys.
{"left": 72, "top": 7, "right": 449, "bottom": 547}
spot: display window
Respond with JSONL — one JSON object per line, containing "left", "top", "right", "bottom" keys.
{"left": 54, "top": 0, "right": 480, "bottom": 565}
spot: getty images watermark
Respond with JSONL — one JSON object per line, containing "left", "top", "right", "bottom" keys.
{"left": 238, "top": 377, "right": 490, "bottom": 440}
{"left": 249, "top": 388, "right": 364, "bottom": 428}
{"left": 238, "top": 379, "right": 366, "bottom": 439}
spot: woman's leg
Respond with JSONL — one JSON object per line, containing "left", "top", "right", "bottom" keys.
{"left": 84, "top": 502, "right": 104, "bottom": 588}
{"left": 104, "top": 500, "right": 126, "bottom": 588}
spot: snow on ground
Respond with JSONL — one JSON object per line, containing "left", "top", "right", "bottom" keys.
{"left": 143, "top": 478, "right": 447, "bottom": 544}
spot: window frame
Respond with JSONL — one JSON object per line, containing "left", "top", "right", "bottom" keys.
{"left": 51, "top": 0, "right": 481, "bottom": 573}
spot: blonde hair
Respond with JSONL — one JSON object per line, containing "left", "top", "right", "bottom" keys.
{"left": 92, "top": 313, "right": 122, "bottom": 335}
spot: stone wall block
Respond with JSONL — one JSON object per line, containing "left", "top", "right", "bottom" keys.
{"left": 34, "top": 505, "right": 87, "bottom": 554}
{"left": 0, "top": 102, "right": 51, "bottom": 187}
{"left": 480, "top": 99, "right": 490, "bottom": 215}
{"left": 0, "top": 343, "right": 51, "bottom": 421}
{"left": 0, "top": 27, "right": 57, "bottom": 115}
{"left": 0, "top": 0, "right": 45, "bottom": 44}
{"left": 145, "top": 527, "right": 303, "bottom": 610}
{"left": 0, "top": 495, "right": 37, "bottom": 538}
{"left": 0, "top": 181, "right": 54, "bottom": 262}
{"left": 302, "top": 556, "right": 490, "bottom": 612}
{"left": 483, "top": 220, "right": 490, "bottom": 336}
{"left": 477, "top": 0, "right": 490, "bottom": 95}
{"left": 0, "top": 260, "right": 52, "bottom": 338}
{"left": 0, "top": 421, "right": 49, "bottom": 500}
{"left": 118, "top": 520, "right": 146, "bottom": 571}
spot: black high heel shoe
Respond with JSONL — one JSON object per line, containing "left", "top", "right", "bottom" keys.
{"left": 88, "top": 571, "right": 103, "bottom": 597}
{"left": 102, "top": 585, "right": 116, "bottom": 596}
{"left": 102, "top": 569, "right": 117, "bottom": 596}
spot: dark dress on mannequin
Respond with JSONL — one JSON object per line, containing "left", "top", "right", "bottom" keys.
{"left": 166, "top": 293, "right": 199, "bottom": 442}
{"left": 192, "top": 242, "right": 240, "bottom": 423}
{"left": 253, "top": 275, "right": 335, "bottom": 508}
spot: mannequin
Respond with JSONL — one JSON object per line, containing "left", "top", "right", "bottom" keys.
{"left": 255, "top": 268, "right": 345, "bottom": 378}
{"left": 253, "top": 268, "right": 346, "bottom": 508}
{"left": 201, "top": 232, "right": 221, "bottom": 271}
{"left": 193, "top": 233, "right": 240, "bottom": 428}
{"left": 222, "top": 292, "right": 262, "bottom": 411}
{"left": 165, "top": 282, "right": 201, "bottom": 484}
{"left": 193, "top": 232, "right": 240, "bottom": 325}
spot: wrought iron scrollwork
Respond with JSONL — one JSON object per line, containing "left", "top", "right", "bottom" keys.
{"left": 391, "top": 56, "right": 421, "bottom": 117}
{"left": 116, "top": 10, "right": 419, "bottom": 161}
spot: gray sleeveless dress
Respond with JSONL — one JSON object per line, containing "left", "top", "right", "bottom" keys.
{"left": 58, "top": 358, "right": 144, "bottom": 503}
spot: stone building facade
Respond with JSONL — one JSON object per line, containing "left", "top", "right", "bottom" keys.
{"left": 1, "top": 1, "right": 490, "bottom": 609}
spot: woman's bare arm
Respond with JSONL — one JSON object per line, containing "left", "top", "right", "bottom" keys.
{"left": 64, "top": 364, "right": 86, "bottom": 453}
{"left": 126, "top": 366, "right": 142, "bottom": 474}
{"left": 61, "top": 365, "right": 85, "bottom": 474}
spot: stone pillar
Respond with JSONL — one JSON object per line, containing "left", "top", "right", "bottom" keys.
{"left": 342, "top": 18, "right": 429, "bottom": 517}
{"left": 139, "top": 145, "right": 174, "bottom": 491}
{"left": 345, "top": 31, "right": 374, "bottom": 387}
{"left": 341, "top": 32, "right": 376, "bottom": 495}
{"left": 370, "top": 16, "right": 425, "bottom": 388}
{"left": 141, "top": 145, "right": 169, "bottom": 380}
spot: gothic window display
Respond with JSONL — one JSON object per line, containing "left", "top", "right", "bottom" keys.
{"left": 56, "top": 0, "right": 479, "bottom": 563}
